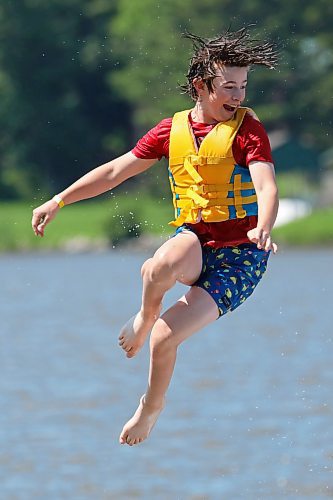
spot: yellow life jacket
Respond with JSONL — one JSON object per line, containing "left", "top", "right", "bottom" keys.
{"left": 168, "top": 107, "right": 258, "bottom": 227}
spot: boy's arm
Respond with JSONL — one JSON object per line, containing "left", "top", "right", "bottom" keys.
{"left": 247, "top": 161, "right": 279, "bottom": 253}
{"left": 32, "top": 152, "right": 157, "bottom": 237}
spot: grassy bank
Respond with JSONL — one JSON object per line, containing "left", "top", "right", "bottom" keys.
{"left": 0, "top": 195, "right": 173, "bottom": 252}
{"left": 1, "top": 198, "right": 333, "bottom": 252}
{"left": 272, "top": 206, "right": 333, "bottom": 247}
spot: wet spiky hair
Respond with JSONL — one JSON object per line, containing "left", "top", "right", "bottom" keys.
{"left": 180, "top": 27, "right": 278, "bottom": 100}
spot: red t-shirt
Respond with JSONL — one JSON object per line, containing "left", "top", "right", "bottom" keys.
{"left": 132, "top": 112, "right": 273, "bottom": 248}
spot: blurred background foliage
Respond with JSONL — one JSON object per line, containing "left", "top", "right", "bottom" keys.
{"left": 0, "top": 0, "right": 332, "bottom": 202}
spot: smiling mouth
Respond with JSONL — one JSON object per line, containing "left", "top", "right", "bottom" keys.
{"left": 223, "top": 104, "right": 237, "bottom": 113}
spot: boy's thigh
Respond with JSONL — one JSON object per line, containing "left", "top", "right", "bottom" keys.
{"left": 153, "top": 285, "right": 219, "bottom": 347}
{"left": 153, "top": 230, "right": 202, "bottom": 285}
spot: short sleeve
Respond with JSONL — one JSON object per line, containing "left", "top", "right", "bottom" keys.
{"left": 131, "top": 118, "right": 172, "bottom": 160}
{"left": 233, "top": 114, "right": 273, "bottom": 166}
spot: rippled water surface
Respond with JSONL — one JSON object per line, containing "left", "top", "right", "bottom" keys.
{"left": 1, "top": 249, "right": 332, "bottom": 499}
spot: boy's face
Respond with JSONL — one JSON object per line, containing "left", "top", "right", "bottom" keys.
{"left": 195, "top": 65, "right": 248, "bottom": 123}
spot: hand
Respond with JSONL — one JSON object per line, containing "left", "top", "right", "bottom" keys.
{"left": 247, "top": 227, "right": 278, "bottom": 254}
{"left": 31, "top": 199, "right": 60, "bottom": 237}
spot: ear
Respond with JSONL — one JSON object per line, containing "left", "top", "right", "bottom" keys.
{"left": 193, "top": 77, "right": 206, "bottom": 95}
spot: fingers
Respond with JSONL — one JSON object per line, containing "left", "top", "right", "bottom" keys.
{"left": 31, "top": 200, "right": 59, "bottom": 237}
{"left": 32, "top": 211, "right": 46, "bottom": 237}
{"left": 37, "top": 215, "right": 50, "bottom": 237}
{"left": 271, "top": 242, "right": 278, "bottom": 254}
{"left": 260, "top": 236, "right": 278, "bottom": 253}
{"left": 247, "top": 229, "right": 278, "bottom": 254}
{"left": 32, "top": 211, "right": 49, "bottom": 237}
{"left": 258, "top": 234, "right": 278, "bottom": 253}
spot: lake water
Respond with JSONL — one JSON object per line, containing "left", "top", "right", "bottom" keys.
{"left": 0, "top": 248, "right": 332, "bottom": 499}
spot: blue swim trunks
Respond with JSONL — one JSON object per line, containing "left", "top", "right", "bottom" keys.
{"left": 194, "top": 244, "right": 269, "bottom": 317}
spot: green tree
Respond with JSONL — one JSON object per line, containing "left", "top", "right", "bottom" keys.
{"left": 1, "top": 0, "right": 332, "bottom": 201}
{"left": 0, "top": 0, "right": 131, "bottom": 199}
{"left": 110, "top": 0, "right": 333, "bottom": 150}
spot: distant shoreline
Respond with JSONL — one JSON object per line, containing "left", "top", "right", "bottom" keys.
{"left": 1, "top": 200, "right": 333, "bottom": 252}
{"left": 1, "top": 234, "right": 332, "bottom": 254}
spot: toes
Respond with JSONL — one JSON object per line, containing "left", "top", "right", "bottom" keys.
{"left": 126, "top": 435, "right": 133, "bottom": 445}
{"left": 127, "top": 436, "right": 139, "bottom": 446}
{"left": 119, "top": 430, "right": 141, "bottom": 446}
{"left": 129, "top": 437, "right": 144, "bottom": 445}
{"left": 118, "top": 339, "right": 132, "bottom": 352}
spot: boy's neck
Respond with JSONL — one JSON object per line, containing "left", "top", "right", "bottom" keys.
{"left": 190, "top": 106, "right": 217, "bottom": 125}
{"left": 191, "top": 103, "right": 235, "bottom": 125}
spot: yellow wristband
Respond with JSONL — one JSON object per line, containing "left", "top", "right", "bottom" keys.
{"left": 52, "top": 195, "right": 65, "bottom": 208}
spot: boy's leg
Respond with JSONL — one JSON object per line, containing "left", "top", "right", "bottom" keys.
{"left": 119, "top": 285, "right": 219, "bottom": 445}
{"left": 119, "top": 231, "right": 202, "bottom": 358}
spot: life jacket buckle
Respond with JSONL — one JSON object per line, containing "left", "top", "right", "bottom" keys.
{"left": 187, "top": 184, "right": 209, "bottom": 208}
{"left": 189, "top": 154, "right": 205, "bottom": 166}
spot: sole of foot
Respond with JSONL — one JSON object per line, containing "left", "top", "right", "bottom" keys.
{"left": 119, "top": 395, "right": 165, "bottom": 446}
{"left": 118, "top": 310, "right": 159, "bottom": 358}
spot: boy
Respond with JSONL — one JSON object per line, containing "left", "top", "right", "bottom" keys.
{"left": 32, "top": 28, "right": 279, "bottom": 446}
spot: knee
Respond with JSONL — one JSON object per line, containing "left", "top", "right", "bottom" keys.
{"left": 141, "top": 258, "right": 153, "bottom": 278}
{"left": 141, "top": 253, "right": 176, "bottom": 283}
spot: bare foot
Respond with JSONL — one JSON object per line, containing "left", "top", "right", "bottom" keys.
{"left": 119, "top": 395, "right": 165, "bottom": 446}
{"left": 118, "top": 309, "right": 159, "bottom": 358}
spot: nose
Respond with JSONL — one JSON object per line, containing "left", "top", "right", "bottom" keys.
{"left": 232, "top": 88, "right": 244, "bottom": 102}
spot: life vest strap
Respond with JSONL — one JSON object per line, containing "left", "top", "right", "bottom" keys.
{"left": 186, "top": 186, "right": 210, "bottom": 208}
{"left": 174, "top": 194, "right": 257, "bottom": 209}
{"left": 234, "top": 174, "right": 247, "bottom": 218}
{"left": 183, "top": 157, "right": 203, "bottom": 184}
{"left": 173, "top": 182, "right": 256, "bottom": 196}
{"left": 170, "top": 154, "right": 230, "bottom": 167}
